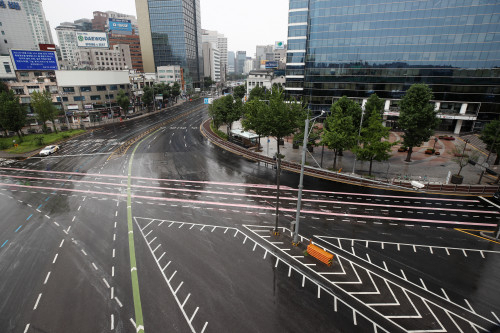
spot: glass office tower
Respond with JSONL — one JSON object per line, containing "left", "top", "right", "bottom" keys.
{"left": 136, "top": 0, "right": 203, "bottom": 89}
{"left": 286, "top": 0, "right": 500, "bottom": 133}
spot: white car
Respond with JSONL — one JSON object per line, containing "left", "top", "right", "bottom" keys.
{"left": 39, "top": 145, "right": 59, "bottom": 156}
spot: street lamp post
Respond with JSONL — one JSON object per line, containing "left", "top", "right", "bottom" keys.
{"left": 352, "top": 106, "right": 366, "bottom": 174}
{"left": 292, "top": 111, "right": 325, "bottom": 245}
{"left": 433, "top": 137, "right": 438, "bottom": 151}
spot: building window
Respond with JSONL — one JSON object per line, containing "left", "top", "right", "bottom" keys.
{"left": 1, "top": 31, "right": 4, "bottom": 35}
{"left": 109, "top": 85, "right": 118, "bottom": 90}
{"left": 105, "top": 94, "right": 114, "bottom": 99}
{"left": 120, "top": 85, "right": 125, "bottom": 89}
{"left": 80, "top": 86, "right": 91, "bottom": 92}
{"left": 3, "top": 62, "right": 11, "bottom": 73}
{"left": 73, "top": 96, "right": 85, "bottom": 101}
{"left": 90, "top": 95, "right": 101, "bottom": 101}
{"left": 27, "top": 86, "right": 40, "bottom": 94}
{"left": 3, "top": 39, "right": 7, "bottom": 44}
{"left": 62, "top": 87, "right": 75, "bottom": 93}
{"left": 21, "top": 97, "right": 31, "bottom": 103}
{"left": 96, "top": 86, "right": 106, "bottom": 91}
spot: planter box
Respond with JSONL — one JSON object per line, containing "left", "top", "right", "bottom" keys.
{"left": 435, "top": 151, "right": 440, "bottom": 155}
{"left": 425, "top": 149, "right": 434, "bottom": 155}
{"left": 398, "top": 147, "right": 407, "bottom": 152}
{"left": 450, "top": 174, "right": 463, "bottom": 184}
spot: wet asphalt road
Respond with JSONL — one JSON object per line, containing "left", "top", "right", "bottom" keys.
{"left": 0, "top": 100, "right": 499, "bottom": 333}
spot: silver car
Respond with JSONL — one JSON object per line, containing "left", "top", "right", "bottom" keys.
{"left": 39, "top": 145, "right": 59, "bottom": 156}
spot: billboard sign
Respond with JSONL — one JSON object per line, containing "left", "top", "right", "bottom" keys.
{"left": 108, "top": 18, "right": 132, "bottom": 33}
{"left": 39, "top": 43, "right": 56, "bottom": 51}
{"left": 275, "top": 41, "right": 285, "bottom": 50}
{"left": 10, "top": 50, "right": 58, "bottom": 70}
{"left": 76, "top": 31, "right": 109, "bottom": 48}
{"left": 265, "top": 61, "right": 278, "bottom": 69}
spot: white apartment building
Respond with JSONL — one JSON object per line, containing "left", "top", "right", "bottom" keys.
{"left": 157, "top": 65, "right": 182, "bottom": 86}
{"left": 19, "top": 0, "right": 53, "bottom": 45}
{"left": 0, "top": 2, "right": 38, "bottom": 55}
{"left": 202, "top": 29, "right": 227, "bottom": 81}
{"left": 243, "top": 59, "right": 253, "bottom": 75}
{"left": 0, "top": 56, "right": 16, "bottom": 80}
{"left": 55, "top": 23, "right": 78, "bottom": 64}
{"left": 75, "top": 44, "right": 132, "bottom": 71}
{"left": 246, "top": 69, "right": 286, "bottom": 96}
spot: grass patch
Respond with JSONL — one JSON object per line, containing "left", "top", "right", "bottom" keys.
{"left": 210, "top": 121, "right": 228, "bottom": 140}
{"left": 0, "top": 129, "right": 86, "bottom": 154}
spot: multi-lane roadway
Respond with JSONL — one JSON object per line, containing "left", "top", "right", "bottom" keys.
{"left": 0, "top": 100, "right": 499, "bottom": 333}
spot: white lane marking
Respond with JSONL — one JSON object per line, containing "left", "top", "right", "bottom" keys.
{"left": 112, "top": 266, "right": 115, "bottom": 277}
{"left": 115, "top": 297, "right": 123, "bottom": 307}
{"left": 103, "top": 278, "right": 110, "bottom": 289}
{"left": 44, "top": 271, "right": 51, "bottom": 284}
{"left": 465, "top": 299, "right": 476, "bottom": 313}
{"left": 112, "top": 249, "right": 115, "bottom": 258}
{"left": 189, "top": 307, "right": 199, "bottom": 323}
{"left": 111, "top": 314, "right": 114, "bottom": 330}
{"left": 33, "top": 293, "right": 42, "bottom": 310}
{"left": 59, "top": 239, "right": 64, "bottom": 248}
{"left": 441, "top": 288, "right": 450, "bottom": 301}
{"left": 24, "top": 324, "right": 30, "bottom": 333}
{"left": 92, "top": 262, "right": 98, "bottom": 270}
{"left": 52, "top": 253, "right": 58, "bottom": 264}
{"left": 181, "top": 294, "right": 191, "bottom": 308}
{"left": 81, "top": 249, "right": 87, "bottom": 256}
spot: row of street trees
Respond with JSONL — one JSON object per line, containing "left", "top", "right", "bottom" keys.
{"left": 208, "top": 83, "right": 443, "bottom": 177}
{"left": 142, "top": 82, "right": 181, "bottom": 111}
{"left": 0, "top": 89, "right": 60, "bottom": 140}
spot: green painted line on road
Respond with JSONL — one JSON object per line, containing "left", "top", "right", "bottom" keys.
{"left": 127, "top": 127, "right": 163, "bottom": 333}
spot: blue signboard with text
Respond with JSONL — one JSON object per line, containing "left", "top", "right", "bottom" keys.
{"left": 109, "top": 18, "right": 132, "bottom": 33}
{"left": 10, "top": 50, "right": 58, "bottom": 71}
{"left": 265, "top": 61, "right": 279, "bottom": 69}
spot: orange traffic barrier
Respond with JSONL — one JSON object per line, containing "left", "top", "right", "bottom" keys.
{"left": 307, "top": 240, "right": 334, "bottom": 266}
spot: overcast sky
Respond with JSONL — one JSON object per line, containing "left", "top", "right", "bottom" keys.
{"left": 43, "top": 0, "right": 289, "bottom": 56}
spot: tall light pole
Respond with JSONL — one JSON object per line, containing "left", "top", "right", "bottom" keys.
{"left": 292, "top": 111, "right": 325, "bottom": 245}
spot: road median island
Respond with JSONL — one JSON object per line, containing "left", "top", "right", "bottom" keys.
{"left": 201, "top": 119, "right": 500, "bottom": 195}
{"left": 0, "top": 129, "right": 87, "bottom": 160}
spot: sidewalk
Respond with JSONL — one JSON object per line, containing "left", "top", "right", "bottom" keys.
{"left": 224, "top": 121, "right": 499, "bottom": 186}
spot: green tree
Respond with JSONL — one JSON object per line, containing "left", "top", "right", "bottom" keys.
{"left": 233, "top": 85, "right": 246, "bottom": 100}
{"left": 480, "top": 120, "right": 500, "bottom": 165}
{"left": 31, "top": 90, "right": 58, "bottom": 134}
{"left": 208, "top": 95, "right": 242, "bottom": 136}
{"left": 398, "top": 84, "right": 440, "bottom": 162}
{"left": 242, "top": 99, "right": 268, "bottom": 148}
{"left": 364, "top": 93, "right": 385, "bottom": 118}
{"left": 204, "top": 76, "right": 214, "bottom": 90}
{"left": 248, "top": 85, "right": 268, "bottom": 102}
{"left": 171, "top": 82, "right": 181, "bottom": 102}
{"left": 142, "top": 85, "right": 154, "bottom": 111}
{"left": 0, "top": 90, "right": 26, "bottom": 139}
{"left": 321, "top": 97, "right": 360, "bottom": 169}
{"left": 116, "top": 89, "right": 129, "bottom": 116}
{"left": 355, "top": 107, "right": 396, "bottom": 176}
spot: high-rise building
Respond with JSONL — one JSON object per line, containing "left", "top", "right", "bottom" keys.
{"left": 136, "top": 0, "right": 203, "bottom": 89}
{"left": 19, "top": 0, "right": 54, "bottom": 45}
{"left": 109, "top": 32, "right": 143, "bottom": 72}
{"left": 92, "top": 11, "right": 139, "bottom": 34}
{"left": 0, "top": 2, "right": 38, "bottom": 55}
{"left": 202, "top": 29, "right": 227, "bottom": 81}
{"left": 55, "top": 23, "right": 78, "bottom": 64}
{"left": 286, "top": 0, "right": 500, "bottom": 133}
{"left": 236, "top": 51, "right": 246, "bottom": 75}
{"left": 227, "top": 51, "right": 235, "bottom": 73}
{"left": 202, "top": 42, "right": 220, "bottom": 82}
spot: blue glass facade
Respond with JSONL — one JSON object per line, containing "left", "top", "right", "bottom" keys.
{"left": 286, "top": 0, "right": 500, "bottom": 131}
{"left": 147, "top": 0, "right": 203, "bottom": 88}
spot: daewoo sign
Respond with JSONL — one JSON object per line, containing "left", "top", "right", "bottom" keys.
{"left": 76, "top": 31, "right": 109, "bottom": 48}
